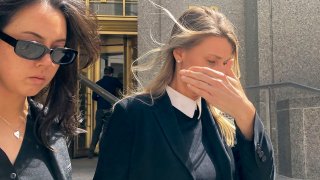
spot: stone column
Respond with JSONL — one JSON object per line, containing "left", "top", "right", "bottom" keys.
{"left": 277, "top": 97, "right": 320, "bottom": 179}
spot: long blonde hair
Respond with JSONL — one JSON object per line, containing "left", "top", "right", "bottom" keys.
{"left": 132, "top": 6, "right": 240, "bottom": 146}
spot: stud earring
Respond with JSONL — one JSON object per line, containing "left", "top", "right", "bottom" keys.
{"left": 176, "top": 60, "right": 181, "bottom": 63}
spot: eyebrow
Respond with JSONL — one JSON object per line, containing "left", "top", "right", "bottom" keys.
{"left": 208, "top": 54, "right": 223, "bottom": 60}
{"left": 207, "top": 54, "right": 233, "bottom": 61}
{"left": 22, "top": 31, "right": 66, "bottom": 43}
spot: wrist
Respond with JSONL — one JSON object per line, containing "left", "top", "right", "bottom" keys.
{"left": 234, "top": 99, "right": 256, "bottom": 140}
{"left": 237, "top": 100, "right": 255, "bottom": 122}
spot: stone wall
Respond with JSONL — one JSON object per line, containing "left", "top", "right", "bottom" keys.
{"left": 277, "top": 97, "right": 320, "bottom": 179}
{"left": 256, "top": 1, "right": 320, "bottom": 178}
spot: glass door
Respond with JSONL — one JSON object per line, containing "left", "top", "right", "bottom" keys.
{"left": 71, "top": 35, "right": 137, "bottom": 158}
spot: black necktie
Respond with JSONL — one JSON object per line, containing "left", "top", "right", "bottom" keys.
{"left": 193, "top": 107, "right": 199, "bottom": 119}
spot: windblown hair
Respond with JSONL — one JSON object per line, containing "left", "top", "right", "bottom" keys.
{"left": 0, "top": 0, "right": 100, "bottom": 147}
{"left": 132, "top": 6, "right": 239, "bottom": 146}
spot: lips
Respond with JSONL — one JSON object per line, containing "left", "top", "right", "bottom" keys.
{"left": 28, "top": 76, "right": 46, "bottom": 84}
{"left": 31, "top": 76, "right": 45, "bottom": 80}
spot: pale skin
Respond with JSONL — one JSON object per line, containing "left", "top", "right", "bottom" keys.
{"left": 170, "top": 36, "right": 255, "bottom": 140}
{"left": 0, "top": 2, "right": 66, "bottom": 164}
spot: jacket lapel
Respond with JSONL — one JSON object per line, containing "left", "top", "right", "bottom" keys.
{"left": 153, "top": 93, "right": 195, "bottom": 179}
{"left": 201, "top": 99, "right": 233, "bottom": 180}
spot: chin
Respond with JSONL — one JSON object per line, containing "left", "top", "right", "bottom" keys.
{"left": 23, "top": 89, "right": 45, "bottom": 97}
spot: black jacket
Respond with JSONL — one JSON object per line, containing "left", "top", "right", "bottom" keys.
{"left": 94, "top": 93, "right": 274, "bottom": 180}
{"left": 92, "top": 76, "right": 123, "bottom": 109}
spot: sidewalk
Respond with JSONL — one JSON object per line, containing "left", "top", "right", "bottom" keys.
{"left": 72, "top": 157, "right": 98, "bottom": 180}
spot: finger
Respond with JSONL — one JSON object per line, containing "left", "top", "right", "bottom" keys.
{"left": 180, "top": 69, "right": 210, "bottom": 82}
{"left": 180, "top": 71, "right": 229, "bottom": 94}
{"left": 180, "top": 67, "right": 238, "bottom": 96}
{"left": 186, "top": 83, "right": 216, "bottom": 103}
{"left": 223, "top": 59, "right": 245, "bottom": 93}
{"left": 181, "top": 75, "right": 216, "bottom": 93}
{"left": 181, "top": 75, "right": 240, "bottom": 106}
{"left": 181, "top": 66, "right": 225, "bottom": 80}
{"left": 223, "top": 59, "right": 237, "bottom": 88}
{"left": 225, "top": 59, "right": 236, "bottom": 79}
{"left": 180, "top": 70, "right": 219, "bottom": 86}
{"left": 186, "top": 83, "right": 228, "bottom": 111}
{"left": 180, "top": 66, "right": 243, "bottom": 96}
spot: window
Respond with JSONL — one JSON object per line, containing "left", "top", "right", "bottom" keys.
{"left": 88, "top": 0, "right": 138, "bottom": 17}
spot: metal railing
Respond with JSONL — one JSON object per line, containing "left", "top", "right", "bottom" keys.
{"left": 246, "top": 81, "right": 320, "bottom": 94}
{"left": 245, "top": 81, "right": 320, "bottom": 144}
{"left": 79, "top": 78, "right": 320, "bottom": 106}
{"left": 78, "top": 73, "right": 119, "bottom": 104}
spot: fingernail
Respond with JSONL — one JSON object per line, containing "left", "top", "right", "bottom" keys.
{"left": 180, "top": 70, "right": 186, "bottom": 74}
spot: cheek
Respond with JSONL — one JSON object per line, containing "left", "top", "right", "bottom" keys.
{"left": 0, "top": 58, "right": 29, "bottom": 95}
{"left": 182, "top": 55, "right": 204, "bottom": 69}
{"left": 51, "top": 66, "right": 59, "bottom": 76}
{"left": 47, "top": 66, "right": 60, "bottom": 81}
{"left": 0, "top": 53, "right": 24, "bottom": 79}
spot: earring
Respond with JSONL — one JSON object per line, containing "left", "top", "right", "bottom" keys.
{"left": 176, "top": 59, "right": 181, "bottom": 63}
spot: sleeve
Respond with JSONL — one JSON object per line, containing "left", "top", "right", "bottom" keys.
{"left": 92, "top": 91, "right": 99, "bottom": 101}
{"left": 93, "top": 102, "right": 135, "bottom": 180}
{"left": 232, "top": 113, "right": 275, "bottom": 180}
{"left": 115, "top": 79, "right": 123, "bottom": 91}
{"left": 92, "top": 81, "right": 100, "bottom": 101}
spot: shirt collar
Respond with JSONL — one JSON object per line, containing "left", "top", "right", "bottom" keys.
{"left": 166, "top": 86, "right": 202, "bottom": 119}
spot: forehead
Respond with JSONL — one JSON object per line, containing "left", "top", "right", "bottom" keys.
{"left": 191, "top": 36, "right": 233, "bottom": 59}
{"left": 4, "top": 2, "right": 67, "bottom": 40}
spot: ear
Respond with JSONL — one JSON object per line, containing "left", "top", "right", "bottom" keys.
{"left": 173, "top": 48, "right": 185, "bottom": 63}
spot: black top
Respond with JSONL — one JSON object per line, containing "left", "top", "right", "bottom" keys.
{"left": 174, "top": 107, "right": 216, "bottom": 180}
{"left": 92, "top": 75, "right": 123, "bottom": 109}
{"left": 0, "top": 104, "right": 55, "bottom": 180}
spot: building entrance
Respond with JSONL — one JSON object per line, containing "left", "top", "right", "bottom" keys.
{"left": 71, "top": 35, "right": 137, "bottom": 158}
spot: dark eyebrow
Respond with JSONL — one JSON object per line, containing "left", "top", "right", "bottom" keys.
{"left": 22, "top": 31, "right": 66, "bottom": 43}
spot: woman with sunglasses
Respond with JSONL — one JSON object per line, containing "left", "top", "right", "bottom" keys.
{"left": 0, "top": 0, "right": 99, "bottom": 179}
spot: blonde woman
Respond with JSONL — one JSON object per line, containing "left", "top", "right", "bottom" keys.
{"left": 94, "top": 6, "right": 274, "bottom": 180}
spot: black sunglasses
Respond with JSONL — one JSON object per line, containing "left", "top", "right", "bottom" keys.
{"left": 0, "top": 31, "right": 77, "bottom": 65}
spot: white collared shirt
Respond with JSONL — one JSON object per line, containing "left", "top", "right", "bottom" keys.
{"left": 166, "top": 86, "right": 202, "bottom": 119}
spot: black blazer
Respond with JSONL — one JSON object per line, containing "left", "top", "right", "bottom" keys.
{"left": 94, "top": 93, "right": 274, "bottom": 180}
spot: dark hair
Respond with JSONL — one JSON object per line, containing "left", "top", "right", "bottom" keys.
{"left": 0, "top": 0, "right": 100, "bottom": 147}
{"left": 104, "top": 66, "right": 114, "bottom": 75}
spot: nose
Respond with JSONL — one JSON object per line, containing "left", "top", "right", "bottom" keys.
{"left": 35, "top": 53, "right": 56, "bottom": 67}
